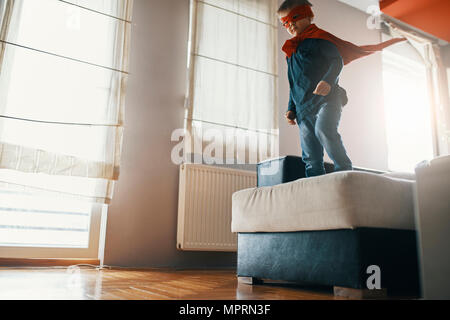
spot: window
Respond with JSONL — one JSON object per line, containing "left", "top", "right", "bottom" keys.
{"left": 184, "top": 0, "right": 279, "bottom": 164}
{"left": 0, "top": 0, "right": 132, "bottom": 260}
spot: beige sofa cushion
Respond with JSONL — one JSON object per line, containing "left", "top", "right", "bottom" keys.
{"left": 231, "top": 171, "right": 416, "bottom": 233}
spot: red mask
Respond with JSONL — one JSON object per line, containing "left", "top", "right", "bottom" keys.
{"left": 280, "top": 5, "right": 314, "bottom": 29}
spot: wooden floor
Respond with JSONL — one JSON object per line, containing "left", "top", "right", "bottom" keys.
{"left": 0, "top": 267, "right": 353, "bottom": 300}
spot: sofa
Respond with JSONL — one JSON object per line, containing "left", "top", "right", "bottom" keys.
{"left": 414, "top": 155, "right": 450, "bottom": 299}
{"left": 231, "top": 156, "right": 420, "bottom": 298}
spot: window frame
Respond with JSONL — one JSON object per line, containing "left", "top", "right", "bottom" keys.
{"left": 184, "top": 0, "right": 279, "bottom": 164}
{"left": 0, "top": 202, "right": 107, "bottom": 261}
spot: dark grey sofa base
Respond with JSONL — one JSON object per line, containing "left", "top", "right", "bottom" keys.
{"left": 237, "top": 228, "right": 420, "bottom": 295}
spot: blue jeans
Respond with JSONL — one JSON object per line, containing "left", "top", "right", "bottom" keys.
{"left": 298, "top": 102, "right": 353, "bottom": 177}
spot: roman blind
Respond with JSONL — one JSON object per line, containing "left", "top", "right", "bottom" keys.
{"left": 185, "top": 0, "right": 279, "bottom": 164}
{"left": 0, "top": 0, "right": 133, "bottom": 204}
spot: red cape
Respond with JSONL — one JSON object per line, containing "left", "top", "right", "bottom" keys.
{"left": 282, "top": 24, "right": 406, "bottom": 65}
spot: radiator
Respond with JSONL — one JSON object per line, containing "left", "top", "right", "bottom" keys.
{"left": 177, "top": 163, "right": 256, "bottom": 251}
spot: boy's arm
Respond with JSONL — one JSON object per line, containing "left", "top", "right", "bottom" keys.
{"left": 287, "top": 89, "right": 296, "bottom": 112}
{"left": 317, "top": 39, "right": 344, "bottom": 86}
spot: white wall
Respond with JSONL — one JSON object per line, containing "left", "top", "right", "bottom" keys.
{"left": 278, "top": 0, "right": 390, "bottom": 170}
{"left": 104, "top": 0, "right": 236, "bottom": 267}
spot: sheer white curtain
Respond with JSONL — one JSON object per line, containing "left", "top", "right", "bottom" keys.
{"left": 0, "top": 0, "right": 133, "bottom": 204}
{"left": 386, "top": 21, "right": 450, "bottom": 157}
{"left": 185, "top": 0, "right": 279, "bottom": 164}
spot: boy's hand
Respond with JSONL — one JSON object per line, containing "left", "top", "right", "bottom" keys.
{"left": 285, "top": 111, "right": 296, "bottom": 125}
{"left": 313, "top": 81, "right": 331, "bottom": 96}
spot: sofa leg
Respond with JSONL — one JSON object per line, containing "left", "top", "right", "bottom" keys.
{"left": 238, "top": 276, "right": 263, "bottom": 285}
{"left": 333, "top": 286, "right": 387, "bottom": 299}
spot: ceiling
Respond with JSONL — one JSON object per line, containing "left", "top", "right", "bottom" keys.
{"left": 337, "top": 0, "right": 450, "bottom": 43}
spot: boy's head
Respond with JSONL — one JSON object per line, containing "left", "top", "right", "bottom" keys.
{"left": 278, "top": 0, "right": 314, "bottom": 37}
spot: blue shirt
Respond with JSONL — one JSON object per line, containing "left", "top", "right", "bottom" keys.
{"left": 287, "top": 38, "right": 344, "bottom": 120}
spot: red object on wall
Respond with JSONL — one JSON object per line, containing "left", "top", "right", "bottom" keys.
{"left": 380, "top": 0, "right": 450, "bottom": 42}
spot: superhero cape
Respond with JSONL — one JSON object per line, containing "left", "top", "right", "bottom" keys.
{"left": 282, "top": 23, "right": 406, "bottom": 65}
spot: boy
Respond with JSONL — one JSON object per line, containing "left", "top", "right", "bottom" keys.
{"left": 278, "top": 0, "right": 405, "bottom": 177}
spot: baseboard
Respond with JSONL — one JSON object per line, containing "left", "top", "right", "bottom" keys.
{"left": 0, "top": 258, "right": 101, "bottom": 267}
